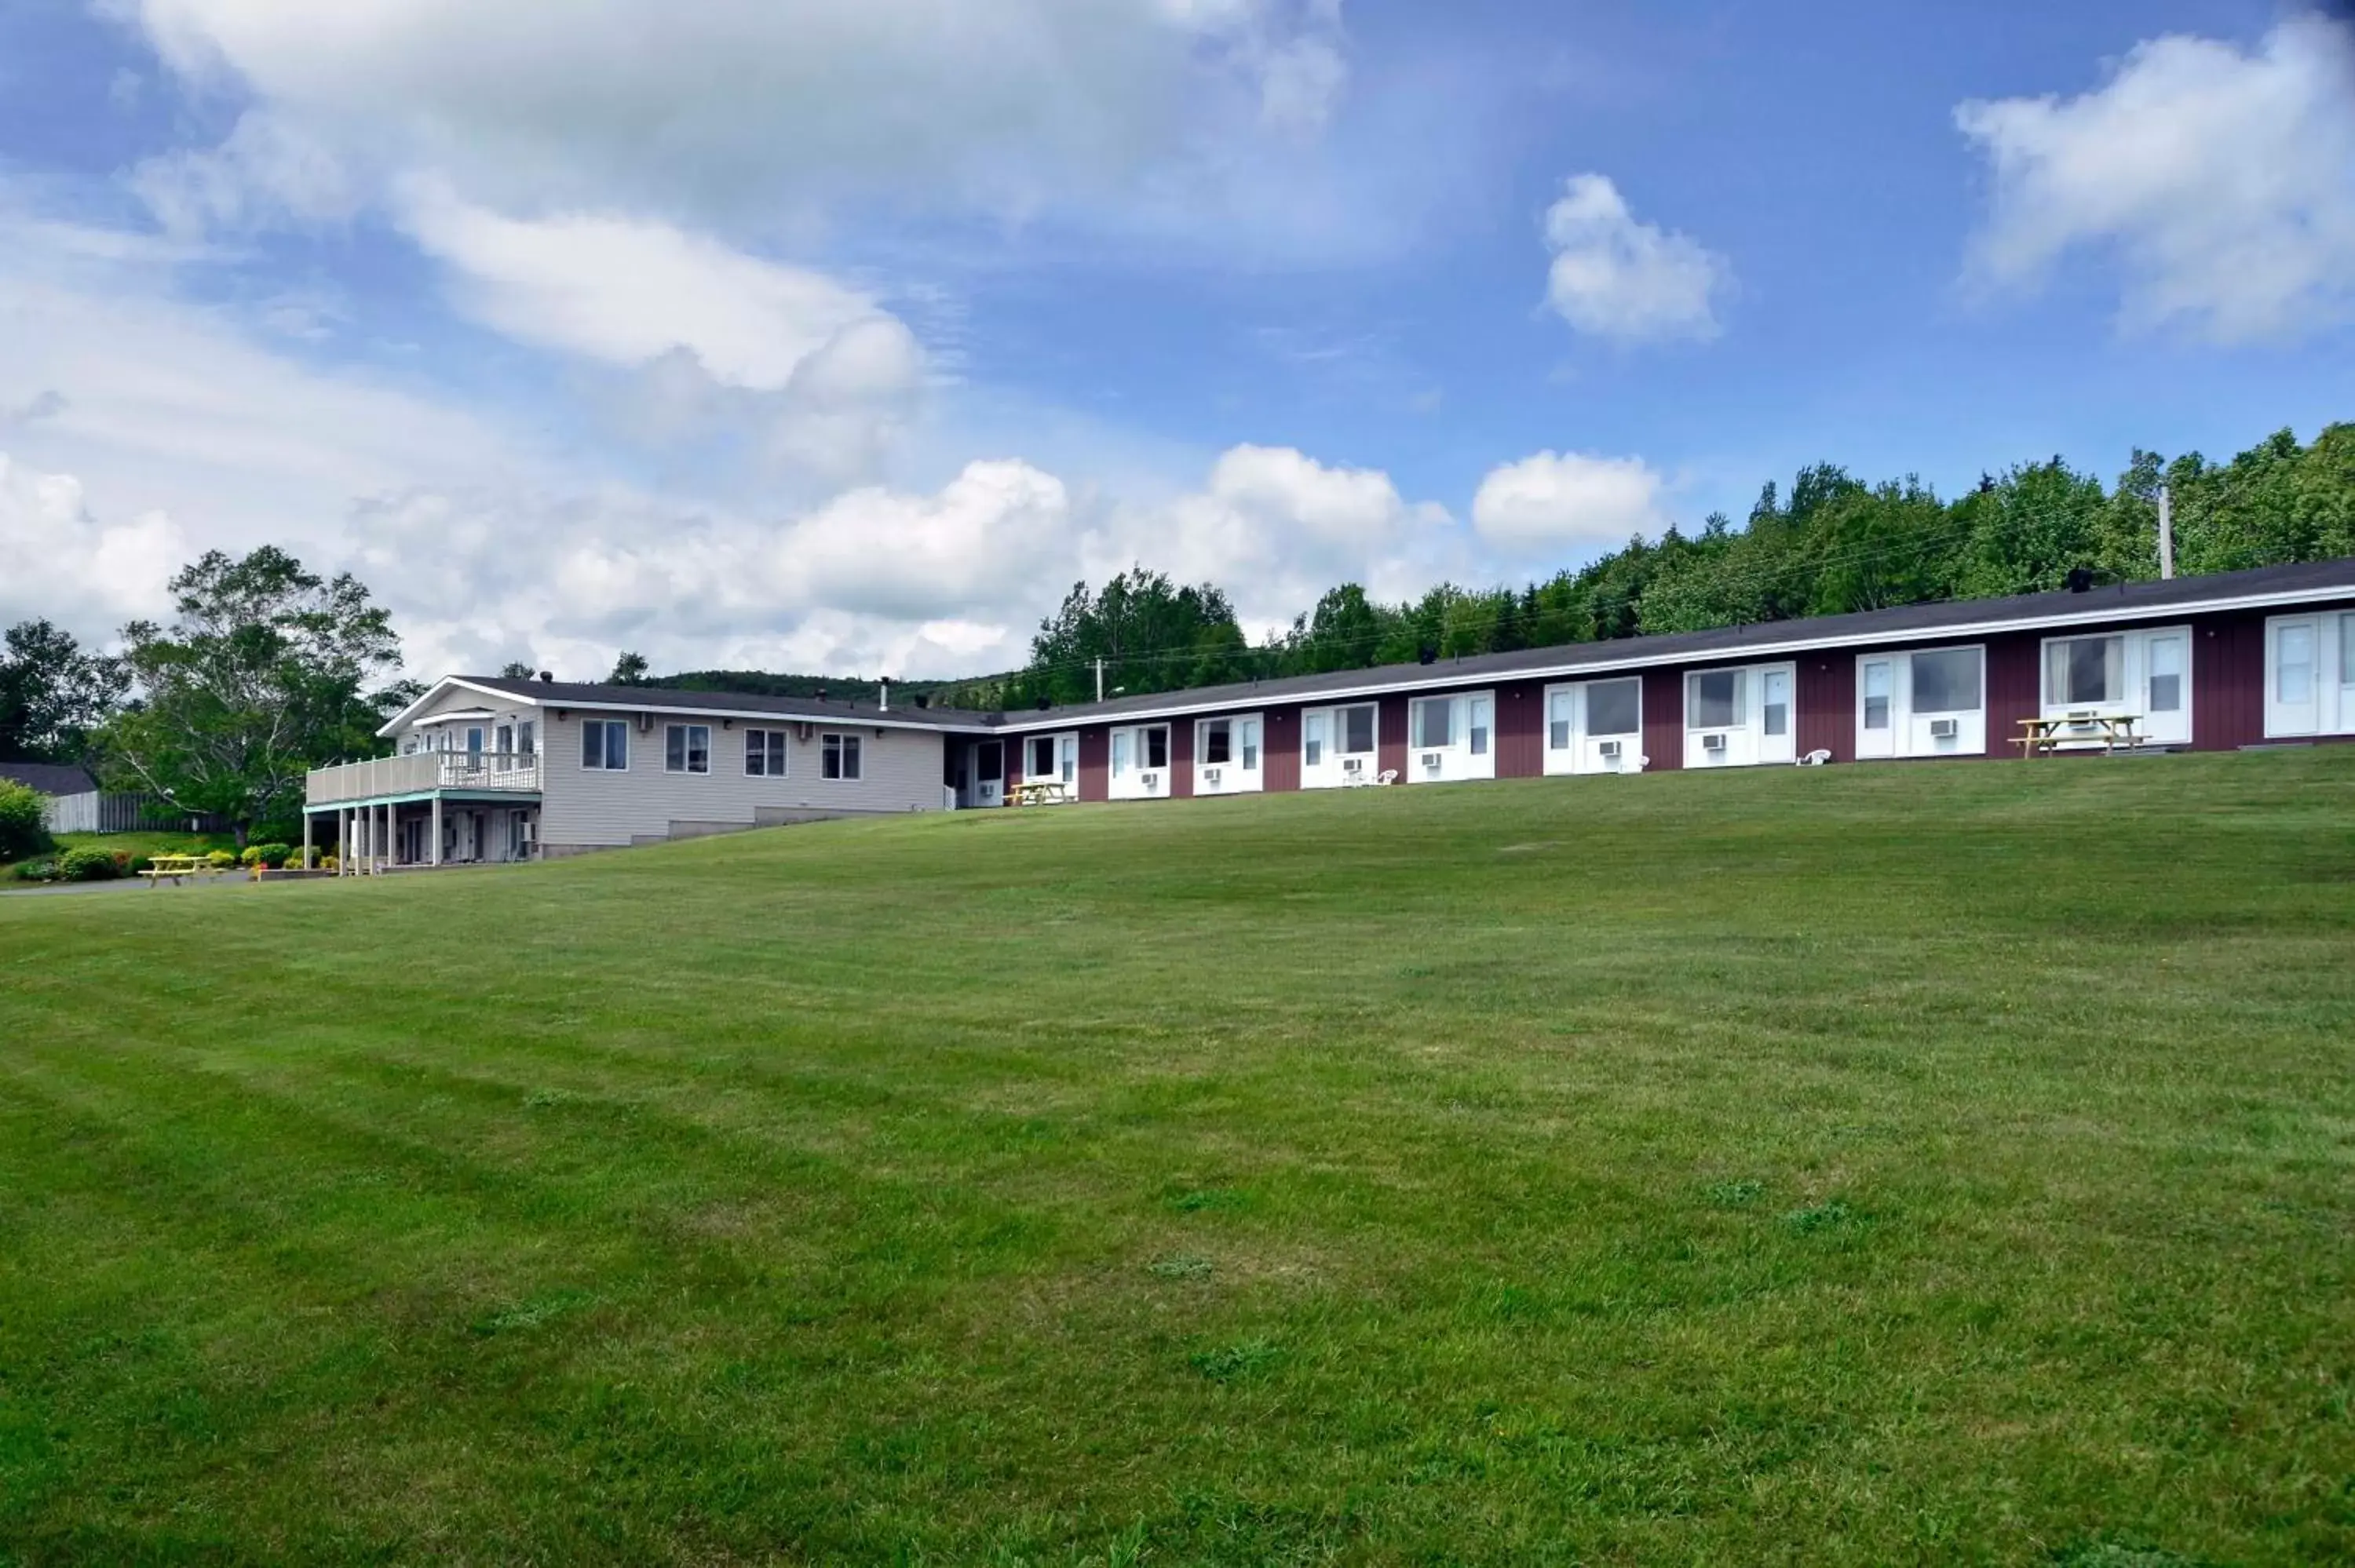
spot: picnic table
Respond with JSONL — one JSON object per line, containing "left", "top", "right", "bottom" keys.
{"left": 144, "top": 852, "right": 212, "bottom": 885}
{"left": 2014, "top": 714, "right": 2142, "bottom": 757}
{"left": 1005, "top": 779, "right": 1071, "bottom": 806}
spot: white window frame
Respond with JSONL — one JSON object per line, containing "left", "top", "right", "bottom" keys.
{"left": 2266, "top": 611, "right": 2355, "bottom": 738}
{"left": 665, "top": 723, "right": 712, "bottom": 775}
{"left": 1541, "top": 676, "right": 1644, "bottom": 775}
{"left": 744, "top": 727, "right": 790, "bottom": 778}
{"left": 1685, "top": 662, "right": 1797, "bottom": 768}
{"left": 1404, "top": 691, "right": 1495, "bottom": 785}
{"left": 1856, "top": 644, "right": 1987, "bottom": 760}
{"left": 1301, "top": 702, "right": 1380, "bottom": 789}
{"left": 581, "top": 719, "right": 629, "bottom": 771}
{"left": 1192, "top": 713, "right": 1262, "bottom": 795}
{"left": 2040, "top": 625, "right": 2194, "bottom": 747}
{"left": 820, "top": 731, "right": 863, "bottom": 782}
{"left": 1108, "top": 724, "right": 1171, "bottom": 800}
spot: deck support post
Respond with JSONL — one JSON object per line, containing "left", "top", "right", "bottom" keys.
{"left": 301, "top": 810, "right": 312, "bottom": 870}
{"left": 430, "top": 795, "right": 443, "bottom": 868}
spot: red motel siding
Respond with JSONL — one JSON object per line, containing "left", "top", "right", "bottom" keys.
{"left": 1641, "top": 669, "right": 1682, "bottom": 769}
{"left": 1983, "top": 632, "right": 2042, "bottom": 753}
{"left": 1496, "top": 684, "right": 1544, "bottom": 778}
{"left": 2194, "top": 611, "right": 2268, "bottom": 750}
{"left": 1169, "top": 717, "right": 1194, "bottom": 798}
{"left": 1077, "top": 727, "right": 1108, "bottom": 802}
{"left": 1264, "top": 704, "right": 1302, "bottom": 792}
{"left": 1378, "top": 695, "right": 1410, "bottom": 779}
{"left": 1795, "top": 654, "right": 1853, "bottom": 762}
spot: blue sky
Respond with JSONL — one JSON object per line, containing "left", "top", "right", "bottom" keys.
{"left": 1, "top": 0, "right": 2350, "bottom": 679}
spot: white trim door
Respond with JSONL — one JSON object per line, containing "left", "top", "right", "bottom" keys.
{"left": 1857, "top": 659, "right": 1895, "bottom": 759}
{"left": 1758, "top": 666, "right": 1795, "bottom": 764}
{"left": 2266, "top": 617, "right": 2321, "bottom": 736}
{"left": 975, "top": 740, "right": 1005, "bottom": 807}
{"left": 2141, "top": 630, "right": 2191, "bottom": 746}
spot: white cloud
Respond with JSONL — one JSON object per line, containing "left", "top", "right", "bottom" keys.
{"left": 0, "top": 454, "right": 188, "bottom": 634}
{"left": 130, "top": 110, "right": 362, "bottom": 238}
{"left": 1542, "top": 173, "right": 1729, "bottom": 345}
{"left": 1956, "top": 16, "right": 2355, "bottom": 342}
{"left": 1471, "top": 450, "right": 1668, "bottom": 559}
{"left": 399, "top": 186, "right": 905, "bottom": 394}
{"left": 113, "top": 0, "right": 1351, "bottom": 229}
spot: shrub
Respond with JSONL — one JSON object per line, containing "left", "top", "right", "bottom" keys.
{"left": 129, "top": 855, "right": 155, "bottom": 874}
{"left": 59, "top": 847, "right": 122, "bottom": 882}
{"left": 11, "top": 858, "right": 59, "bottom": 882}
{"left": 252, "top": 843, "right": 291, "bottom": 869}
{"left": 0, "top": 780, "right": 52, "bottom": 863}
{"left": 206, "top": 850, "right": 237, "bottom": 870}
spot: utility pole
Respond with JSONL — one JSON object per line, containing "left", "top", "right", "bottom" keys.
{"left": 1094, "top": 658, "right": 1105, "bottom": 702}
{"left": 2157, "top": 483, "right": 2174, "bottom": 581}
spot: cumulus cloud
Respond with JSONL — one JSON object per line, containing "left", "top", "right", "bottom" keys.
{"left": 0, "top": 454, "right": 188, "bottom": 634}
{"left": 1542, "top": 173, "right": 1729, "bottom": 345}
{"left": 114, "top": 0, "right": 1351, "bottom": 228}
{"left": 1471, "top": 450, "right": 1669, "bottom": 560}
{"left": 1956, "top": 16, "right": 2355, "bottom": 342}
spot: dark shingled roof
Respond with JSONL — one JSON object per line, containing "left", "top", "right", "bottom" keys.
{"left": 0, "top": 761, "right": 97, "bottom": 796}
{"left": 455, "top": 675, "right": 998, "bottom": 729}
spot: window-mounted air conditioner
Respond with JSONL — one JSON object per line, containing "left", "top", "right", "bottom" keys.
{"left": 1929, "top": 717, "right": 1959, "bottom": 740}
{"left": 1342, "top": 757, "right": 1365, "bottom": 775}
{"left": 1597, "top": 738, "right": 1623, "bottom": 760}
{"left": 1702, "top": 732, "right": 1729, "bottom": 753}
{"left": 1203, "top": 767, "right": 1222, "bottom": 786}
{"left": 1140, "top": 771, "right": 1159, "bottom": 789}
{"left": 1420, "top": 751, "right": 1443, "bottom": 776}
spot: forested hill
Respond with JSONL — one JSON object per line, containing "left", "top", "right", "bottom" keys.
{"left": 985, "top": 422, "right": 2355, "bottom": 711}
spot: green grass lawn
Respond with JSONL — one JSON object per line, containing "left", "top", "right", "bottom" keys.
{"left": 3, "top": 752, "right": 2350, "bottom": 1565}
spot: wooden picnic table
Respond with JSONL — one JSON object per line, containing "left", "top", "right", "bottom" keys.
{"left": 1005, "top": 779, "right": 1071, "bottom": 806}
{"left": 144, "top": 852, "right": 211, "bottom": 885}
{"left": 2014, "top": 713, "right": 2142, "bottom": 757}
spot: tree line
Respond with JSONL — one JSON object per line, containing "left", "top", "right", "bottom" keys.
{"left": 984, "top": 423, "right": 2355, "bottom": 710}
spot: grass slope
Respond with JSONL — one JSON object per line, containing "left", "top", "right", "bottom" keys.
{"left": 2, "top": 753, "right": 2351, "bottom": 1565}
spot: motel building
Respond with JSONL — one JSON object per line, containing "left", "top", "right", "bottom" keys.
{"left": 303, "top": 558, "right": 2355, "bottom": 869}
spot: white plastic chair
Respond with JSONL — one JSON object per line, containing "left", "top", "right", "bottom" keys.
{"left": 1375, "top": 769, "right": 1398, "bottom": 786}
{"left": 1798, "top": 748, "right": 1831, "bottom": 767}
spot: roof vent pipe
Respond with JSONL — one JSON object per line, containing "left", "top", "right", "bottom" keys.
{"left": 878, "top": 676, "right": 891, "bottom": 712}
{"left": 539, "top": 670, "right": 553, "bottom": 683}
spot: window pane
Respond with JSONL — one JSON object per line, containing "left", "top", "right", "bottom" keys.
{"left": 1911, "top": 649, "right": 1981, "bottom": 713}
{"left": 2344, "top": 615, "right": 2355, "bottom": 687}
{"left": 519, "top": 721, "right": 535, "bottom": 757}
{"left": 2279, "top": 624, "right": 2314, "bottom": 702}
{"left": 1689, "top": 670, "right": 1740, "bottom": 730}
{"left": 1341, "top": 706, "right": 1375, "bottom": 753}
{"left": 1762, "top": 672, "right": 1789, "bottom": 736}
{"left": 1415, "top": 699, "right": 1452, "bottom": 749}
{"left": 1305, "top": 712, "right": 1326, "bottom": 767}
{"left": 666, "top": 726, "right": 686, "bottom": 771}
{"left": 1468, "top": 698, "right": 1489, "bottom": 756}
{"left": 771, "top": 734, "right": 788, "bottom": 775}
{"left": 1203, "top": 720, "right": 1232, "bottom": 765}
{"left": 496, "top": 724, "right": 513, "bottom": 756}
{"left": 746, "top": 731, "right": 764, "bottom": 775}
{"left": 689, "top": 727, "right": 709, "bottom": 772}
{"left": 1145, "top": 727, "right": 1169, "bottom": 769}
{"left": 1586, "top": 680, "right": 1640, "bottom": 737}
{"left": 843, "top": 737, "right": 861, "bottom": 779}
{"left": 607, "top": 726, "right": 627, "bottom": 771}
{"left": 2053, "top": 636, "right": 2122, "bottom": 706}
{"left": 1241, "top": 720, "right": 1259, "bottom": 768}
{"left": 583, "top": 723, "right": 603, "bottom": 768}
{"left": 1112, "top": 731, "right": 1131, "bottom": 774}
{"left": 1061, "top": 738, "right": 1076, "bottom": 783}
{"left": 1864, "top": 695, "right": 1889, "bottom": 730}
{"left": 823, "top": 736, "right": 842, "bottom": 779}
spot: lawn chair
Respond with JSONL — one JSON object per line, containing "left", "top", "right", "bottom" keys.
{"left": 1375, "top": 769, "right": 1398, "bottom": 786}
{"left": 1798, "top": 749, "right": 1831, "bottom": 766}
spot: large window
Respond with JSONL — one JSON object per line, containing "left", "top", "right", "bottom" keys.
{"left": 1201, "top": 718, "right": 1232, "bottom": 765}
{"left": 1688, "top": 669, "right": 1743, "bottom": 730}
{"left": 821, "top": 733, "right": 863, "bottom": 781}
{"left": 745, "top": 728, "right": 789, "bottom": 777}
{"left": 1413, "top": 697, "right": 1453, "bottom": 749}
{"left": 1911, "top": 648, "right": 1981, "bottom": 713}
{"left": 1587, "top": 679, "right": 1641, "bottom": 737}
{"left": 1144, "top": 726, "right": 1169, "bottom": 769}
{"left": 666, "top": 724, "right": 711, "bottom": 774}
{"left": 2046, "top": 636, "right": 2123, "bottom": 707}
{"left": 1028, "top": 736, "right": 1055, "bottom": 778}
{"left": 1339, "top": 705, "right": 1375, "bottom": 754}
{"left": 581, "top": 720, "right": 628, "bottom": 771}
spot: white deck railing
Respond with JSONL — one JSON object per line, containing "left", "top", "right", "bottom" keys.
{"left": 306, "top": 753, "right": 543, "bottom": 805}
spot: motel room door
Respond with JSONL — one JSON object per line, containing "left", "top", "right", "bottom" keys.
{"left": 1758, "top": 665, "right": 1797, "bottom": 764}
{"left": 2141, "top": 629, "right": 2191, "bottom": 746}
{"left": 975, "top": 741, "right": 1004, "bottom": 808}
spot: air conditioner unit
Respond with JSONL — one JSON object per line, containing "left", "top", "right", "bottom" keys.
{"left": 1202, "top": 767, "right": 1222, "bottom": 786}
{"left": 1597, "top": 738, "right": 1623, "bottom": 760}
{"left": 1420, "top": 751, "right": 1443, "bottom": 777}
{"left": 1702, "top": 732, "right": 1729, "bottom": 753}
{"left": 636, "top": 712, "right": 655, "bottom": 733}
{"left": 1141, "top": 771, "right": 1159, "bottom": 789}
{"left": 1929, "top": 717, "right": 1959, "bottom": 739}
{"left": 1342, "top": 757, "right": 1364, "bottom": 775}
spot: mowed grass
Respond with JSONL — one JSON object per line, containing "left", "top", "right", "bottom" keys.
{"left": 2, "top": 753, "right": 2352, "bottom": 1566}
